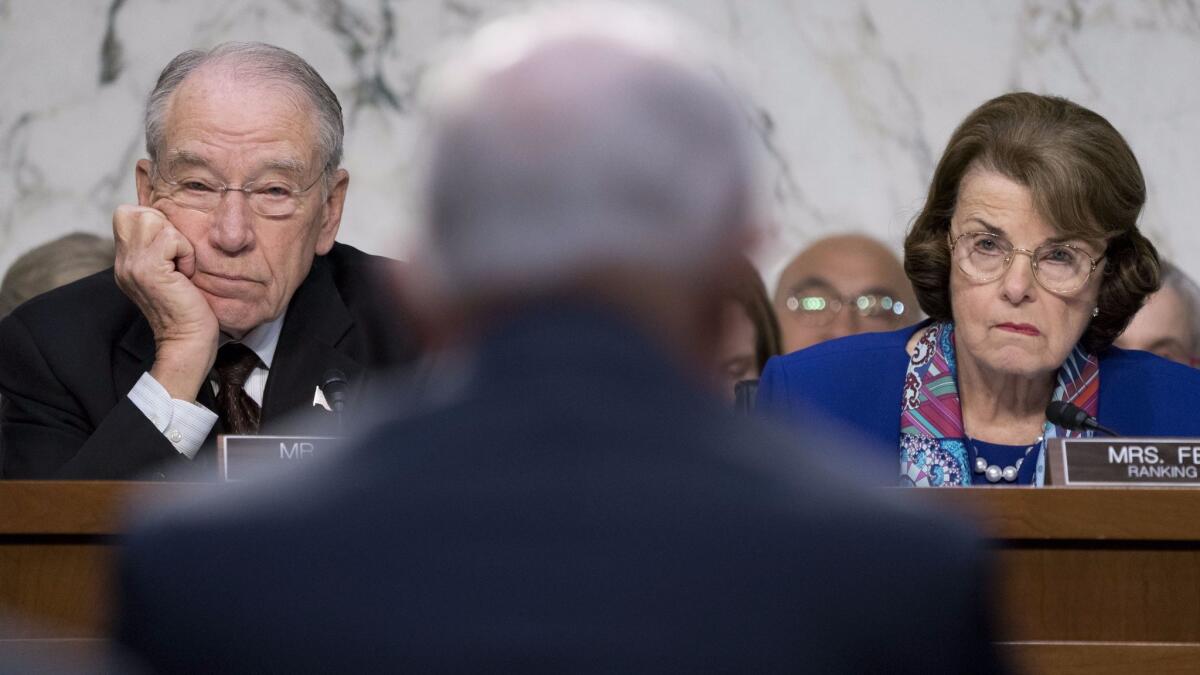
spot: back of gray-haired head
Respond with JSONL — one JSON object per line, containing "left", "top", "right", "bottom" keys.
{"left": 1161, "top": 260, "right": 1200, "bottom": 354}
{"left": 144, "top": 42, "right": 343, "bottom": 173}
{"left": 419, "top": 3, "right": 757, "bottom": 302}
{"left": 0, "top": 233, "right": 115, "bottom": 318}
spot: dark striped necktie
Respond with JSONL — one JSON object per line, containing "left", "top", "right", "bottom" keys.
{"left": 214, "top": 342, "right": 262, "bottom": 435}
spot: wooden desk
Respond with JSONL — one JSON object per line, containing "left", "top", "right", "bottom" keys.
{"left": 904, "top": 487, "right": 1200, "bottom": 674}
{"left": 0, "top": 481, "right": 190, "bottom": 639}
{"left": 2, "top": 483, "right": 1199, "bottom": 672}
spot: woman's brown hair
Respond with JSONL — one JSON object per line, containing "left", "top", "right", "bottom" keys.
{"left": 725, "top": 257, "right": 782, "bottom": 374}
{"left": 904, "top": 92, "right": 1159, "bottom": 353}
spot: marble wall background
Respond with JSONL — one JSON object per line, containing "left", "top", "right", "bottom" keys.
{"left": 2, "top": 0, "right": 1199, "bottom": 290}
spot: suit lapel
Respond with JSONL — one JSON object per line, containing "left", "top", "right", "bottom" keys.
{"left": 260, "top": 256, "right": 363, "bottom": 432}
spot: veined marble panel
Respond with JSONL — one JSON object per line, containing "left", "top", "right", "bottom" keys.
{"left": 2, "top": 0, "right": 1198, "bottom": 291}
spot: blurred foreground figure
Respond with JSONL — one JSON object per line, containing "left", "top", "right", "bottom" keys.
{"left": 0, "top": 233, "right": 114, "bottom": 318}
{"left": 774, "top": 234, "right": 917, "bottom": 353}
{"left": 117, "top": 5, "right": 997, "bottom": 673}
{"left": 1115, "top": 260, "right": 1200, "bottom": 366}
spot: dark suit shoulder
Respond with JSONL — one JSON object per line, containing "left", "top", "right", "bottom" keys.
{"left": 311, "top": 242, "right": 420, "bottom": 362}
{"left": 319, "top": 242, "right": 401, "bottom": 305}
{"left": 0, "top": 267, "right": 142, "bottom": 401}
{"left": 323, "top": 241, "right": 397, "bottom": 269}
{"left": 2, "top": 267, "right": 138, "bottom": 338}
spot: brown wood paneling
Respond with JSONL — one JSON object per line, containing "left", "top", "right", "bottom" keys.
{"left": 0, "top": 481, "right": 200, "bottom": 638}
{"left": 0, "top": 542, "right": 114, "bottom": 638}
{"left": 996, "top": 547, "right": 1200, "bottom": 642}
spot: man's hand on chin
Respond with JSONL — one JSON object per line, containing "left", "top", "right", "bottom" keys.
{"left": 113, "top": 203, "right": 219, "bottom": 402}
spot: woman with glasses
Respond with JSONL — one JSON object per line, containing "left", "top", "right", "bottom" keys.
{"left": 758, "top": 92, "right": 1200, "bottom": 486}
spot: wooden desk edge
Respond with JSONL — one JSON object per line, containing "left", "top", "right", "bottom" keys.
{"left": 0, "top": 482, "right": 211, "bottom": 535}
{"left": 891, "top": 486, "right": 1200, "bottom": 541}
{"left": 5, "top": 482, "right": 1200, "bottom": 540}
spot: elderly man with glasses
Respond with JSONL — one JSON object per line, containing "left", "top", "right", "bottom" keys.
{"left": 0, "top": 43, "right": 420, "bottom": 479}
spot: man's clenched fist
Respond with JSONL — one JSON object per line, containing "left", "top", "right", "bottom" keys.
{"left": 113, "top": 204, "right": 218, "bottom": 400}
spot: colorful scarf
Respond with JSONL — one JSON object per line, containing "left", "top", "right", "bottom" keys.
{"left": 900, "top": 322, "right": 1098, "bottom": 487}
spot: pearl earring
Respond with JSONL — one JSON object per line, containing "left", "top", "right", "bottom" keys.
{"left": 1092, "top": 307, "right": 1100, "bottom": 318}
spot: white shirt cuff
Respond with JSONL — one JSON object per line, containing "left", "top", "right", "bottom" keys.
{"left": 127, "top": 371, "right": 218, "bottom": 460}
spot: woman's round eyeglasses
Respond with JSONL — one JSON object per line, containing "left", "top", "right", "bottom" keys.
{"left": 948, "top": 231, "right": 1103, "bottom": 295}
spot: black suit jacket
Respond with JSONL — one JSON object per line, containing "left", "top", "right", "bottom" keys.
{"left": 0, "top": 242, "right": 420, "bottom": 480}
{"left": 116, "top": 302, "right": 1000, "bottom": 673}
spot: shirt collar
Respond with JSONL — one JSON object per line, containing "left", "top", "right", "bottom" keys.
{"left": 218, "top": 311, "right": 286, "bottom": 370}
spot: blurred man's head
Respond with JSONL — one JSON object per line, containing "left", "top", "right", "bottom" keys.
{"left": 412, "top": 4, "right": 756, "bottom": 368}
{"left": 1115, "top": 261, "right": 1200, "bottom": 366}
{"left": 773, "top": 234, "right": 916, "bottom": 354}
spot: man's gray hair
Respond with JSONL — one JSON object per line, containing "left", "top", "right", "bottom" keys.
{"left": 144, "top": 42, "right": 344, "bottom": 174}
{"left": 418, "top": 3, "right": 757, "bottom": 302}
{"left": 1161, "top": 260, "right": 1200, "bottom": 354}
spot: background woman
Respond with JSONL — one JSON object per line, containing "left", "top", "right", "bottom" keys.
{"left": 758, "top": 92, "right": 1200, "bottom": 486}
{"left": 716, "top": 257, "right": 782, "bottom": 405}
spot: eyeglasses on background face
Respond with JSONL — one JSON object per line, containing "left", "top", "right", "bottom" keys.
{"left": 783, "top": 290, "right": 908, "bottom": 327}
{"left": 151, "top": 163, "right": 324, "bottom": 218}
{"left": 949, "top": 231, "right": 1102, "bottom": 295}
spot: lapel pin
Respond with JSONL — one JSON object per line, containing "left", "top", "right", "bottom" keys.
{"left": 312, "top": 385, "right": 332, "bottom": 412}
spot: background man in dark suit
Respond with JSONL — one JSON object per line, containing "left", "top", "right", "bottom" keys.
{"left": 116, "top": 5, "right": 1000, "bottom": 672}
{"left": 0, "top": 42, "right": 420, "bottom": 479}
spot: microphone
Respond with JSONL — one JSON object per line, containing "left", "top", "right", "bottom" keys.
{"left": 321, "top": 369, "right": 350, "bottom": 414}
{"left": 322, "top": 369, "right": 349, "bottom": 435}
{"left": 733, "top": 379, "right": 758, "bottom": 415}
{"left": 1045, "top": 401, "right": 1119, "bottom": 436}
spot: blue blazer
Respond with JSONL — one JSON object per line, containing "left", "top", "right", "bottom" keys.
{"left": 758, "top": 322, "right": 1200, "bottom": 458}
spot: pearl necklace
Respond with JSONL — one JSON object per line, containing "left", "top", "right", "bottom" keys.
{"left": 971, "top": 436, "right": 1043, "bottom": 484}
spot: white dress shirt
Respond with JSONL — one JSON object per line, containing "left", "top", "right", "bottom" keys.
{"left": 127, "top": 314, "right": 285, "bottom": 459}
